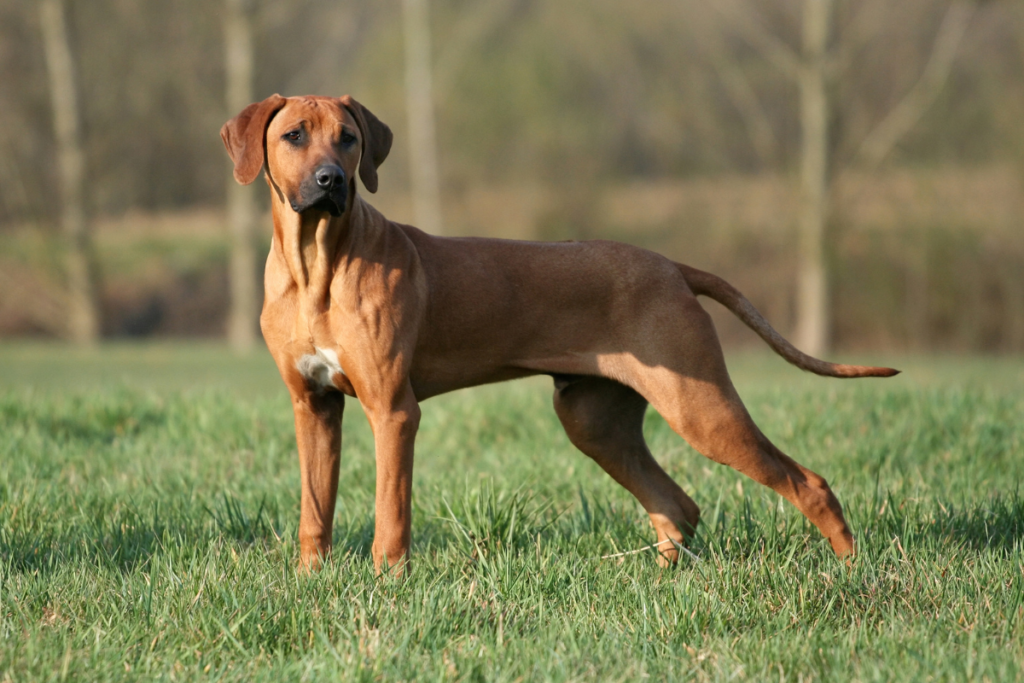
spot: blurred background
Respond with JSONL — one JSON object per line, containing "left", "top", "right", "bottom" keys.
{"left": 0, "top": 0, "right": 1021, "bottom": 357}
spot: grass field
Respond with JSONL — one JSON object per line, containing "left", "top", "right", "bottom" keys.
{"left": 1, "top": 343, "right": 1022, "bottom": 681}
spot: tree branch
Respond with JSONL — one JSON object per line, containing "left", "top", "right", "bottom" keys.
{"left": 855, "top": 2, "right": 975, "bottom": 169}
{"left": 713, "top": 0, "right": 801, "bottom": 79}
{"left": 824, "top": 0, "right": 890, "bottom": 79}
{"left": 694, "top": 13, "right": 779, "bottom": 166}
{"left": 433, "top": 0, "right": 528, "bottom": 103}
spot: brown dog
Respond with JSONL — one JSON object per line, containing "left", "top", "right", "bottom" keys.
{"left": 221, "top": 94, "right": 897, "bottom": 572}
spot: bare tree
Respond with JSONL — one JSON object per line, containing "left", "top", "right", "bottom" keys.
{"left": 793, "top": 0, "right": 832, "bottom": 355}
{"left": 695, "top": 22, "right": 780, "bottom": 168}
{"left": 39, "top": 0, "right": 98, "bottom": 344}
{"left": 224, "top": 0, "right": 258, "bottom": 352}
{"left": 1007, "top": 1, "right": 1024, "bottom": 352}
{"left": 402, "top": 0, "right": 443, "bottom": 235}
{"left": 855, "top": 3, "right": 974, "bottom": 169}
{"left": 432, "top": 0, "right": 529, "bottom": 102}
{"left": 717, "top": 0, "right": 975, "bottom": 355}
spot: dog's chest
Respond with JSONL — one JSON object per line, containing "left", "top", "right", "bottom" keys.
{"left": 295, "top": 346, "right": 352, "bottom": 394}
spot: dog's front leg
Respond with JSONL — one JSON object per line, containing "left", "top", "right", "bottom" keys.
{"left": 291, "top": 391, "right": 345, "bottom": 571}
{"left": 364, "top": 382, "right": 421, "bottom": 575}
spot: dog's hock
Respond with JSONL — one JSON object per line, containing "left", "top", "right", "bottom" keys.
{"left": 296, "top": 347, "right": 346, "bottom": 390}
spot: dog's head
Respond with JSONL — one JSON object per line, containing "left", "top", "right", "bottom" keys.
{"left": 220, "top": 94, "right": 392, "bottom": 216}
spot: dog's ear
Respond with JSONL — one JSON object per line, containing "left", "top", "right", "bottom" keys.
{"left": 339, "top": 95, "right": 393, "bottom": 194}
{"left": 220, "top": 94, "right": 287, "bottom": 185}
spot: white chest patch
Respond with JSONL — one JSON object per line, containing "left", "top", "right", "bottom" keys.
{"left": 296, "top": 347, "right": 345, "bottom": 390}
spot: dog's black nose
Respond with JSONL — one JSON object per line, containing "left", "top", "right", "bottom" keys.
{"left": 315, "top": 165, "right": 344, "bottom": 189}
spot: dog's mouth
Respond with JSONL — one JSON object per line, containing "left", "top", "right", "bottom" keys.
{"left": 309, "top": 195, "right": 345, "bottom": 216}
{"left": 291, "top": 190, "right": 346, "bottom": 217}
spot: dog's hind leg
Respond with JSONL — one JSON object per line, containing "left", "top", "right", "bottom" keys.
{"left": 630, "top": 300, "right": 855, "bottom": 556}
{"left": 553, "top": 375, "right": 700, "bottom": 566}
{"left": 658, "top": 384, "right": 855, "bottom": 556}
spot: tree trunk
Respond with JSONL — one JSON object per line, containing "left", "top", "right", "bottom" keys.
{"left": 40, "top": 0, "right": 98, "bottom": 344}
{"left": 1002, "top": 259, "right": 1024, "bottom": 353}
{"left": 402, "top": 0, "right": 443, "bottom": 235}
{"left": 794, "top": 0, "right": 832, "bottom": 357}
{"left": 224, "top": 0, "right": 258, "bottom": 352}
{"left": 905, "top": 232, "right": 930, "bottom": 351}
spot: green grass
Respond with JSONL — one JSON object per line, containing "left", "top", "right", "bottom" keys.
{"left": 1, "top": 343, "right": 1023, "bottom": 681}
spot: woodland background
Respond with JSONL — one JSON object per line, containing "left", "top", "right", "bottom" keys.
{"left": 0, "top": 0, "right": 1022, "bottom": 354}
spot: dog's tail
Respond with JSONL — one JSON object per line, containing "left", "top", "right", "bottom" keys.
{"left": 678, "top": 263, "right": 899, "bottom": 378}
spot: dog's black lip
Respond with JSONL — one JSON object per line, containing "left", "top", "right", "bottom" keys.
{"left": 291, "top": 192, "right": 345, "bottom": 216}
{"left": 310, "top": 196, "right": 344, "bottom": 216}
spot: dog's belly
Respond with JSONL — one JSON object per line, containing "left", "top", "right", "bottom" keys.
{"left": 408, "top": 346, "right": 609, "bottom": 400}
{"left": 409, "top": 363, "right": 541, "bottom": 400}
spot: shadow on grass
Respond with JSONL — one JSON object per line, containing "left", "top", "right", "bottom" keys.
{"left": 8, "top": 489, "right": 1018, "bottom": 580}
{"left": 0, "top": 493, "right": 289, "bottom": 576}
{"left": 0, "top": 393, "right": 169, "bottom": 446}
{"left": 333, "top": 517, "right": 376, "bottom": 559}
{"left": 622, "top": 489, "right": 1024, "bottom": 564}
{"left": 913, "top": 492, "right": 1023, "bottom": 554}
{"left": 2, "top": 517, "right": 181, "bottom": 576}
{"left": 407, "top": 487, "right": 668, "bottom": 567}
{"left": 848, "top": 489, "right": 1024, "bottom": 556}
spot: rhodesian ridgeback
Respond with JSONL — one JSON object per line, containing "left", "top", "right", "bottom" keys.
{"left": 221, "top": 94, "right": 897, "bottom": 573}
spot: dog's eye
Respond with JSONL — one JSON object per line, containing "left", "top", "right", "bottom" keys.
{"left": 341, "top": 132, "right": 357, "bottom": 145}
{"left": 284, "top": 130, "right": 302, "bottom": 143}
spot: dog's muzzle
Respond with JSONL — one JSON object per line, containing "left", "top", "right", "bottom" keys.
{"left": 291, "top": 163, "right": 347, "bottom": 216}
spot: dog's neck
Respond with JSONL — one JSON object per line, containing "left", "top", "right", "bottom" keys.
{"left": 270, "top": 192, "right": 370, "bottom": 290}
{"left": 268, "top": 189, "right": 378, "bottom": 317}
